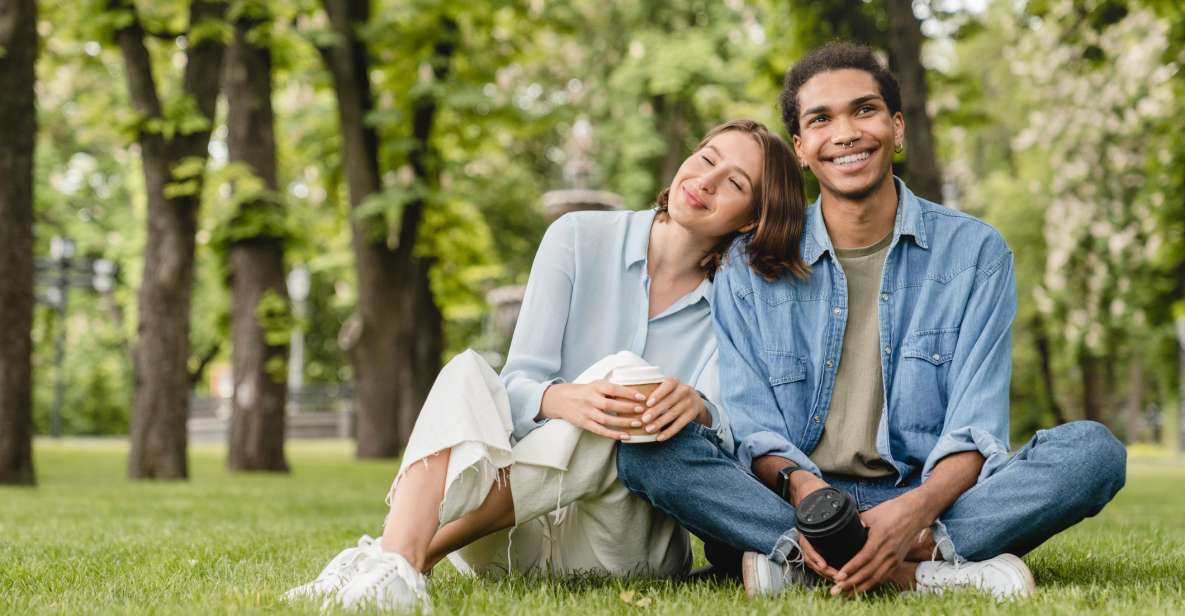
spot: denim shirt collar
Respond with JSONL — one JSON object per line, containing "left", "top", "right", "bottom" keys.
{"left": 625, "top": 208, "right": 713, "bottom": 308}
{"left": 802, "top": 176, "right": 930, "bottom": 265}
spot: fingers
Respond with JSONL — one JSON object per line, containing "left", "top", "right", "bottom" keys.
{"left": 655, "top": 401, "right": 698, "bottom": 441}
{"left": 644, "top": 378, "right": 679, "bottom": 406}
{"left": 591, "top": 409, "right": 637, "bottom": 429}
{"left": 589, "top": 382, "right": 644, "bottom": 415}
{"left": 594, "top": 380, "right": 647, "bottom": 403}
{"left": 577, "top": 416, "right": 628, "bottom": 441}
{"left": 799, "top": 537, "right": 838, "bottom": 579}
{"left": 641, "top": 383, "right": 691, "bottom": 423}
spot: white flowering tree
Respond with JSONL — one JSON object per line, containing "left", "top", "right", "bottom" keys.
{"left": 1007, "top": 0, "right": 1180, "bottom": 428}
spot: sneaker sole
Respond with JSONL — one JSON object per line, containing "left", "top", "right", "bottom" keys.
{"left": 740, "top": 552, "right": 765, "bottom": 599}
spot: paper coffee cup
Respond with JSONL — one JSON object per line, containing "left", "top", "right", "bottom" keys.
{"left": 609, "top": 366, "right": 665, "bottom": 443}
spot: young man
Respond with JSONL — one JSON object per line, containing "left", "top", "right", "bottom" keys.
{"left": 616, "top": 42, "right": 1126, "bottom": 599}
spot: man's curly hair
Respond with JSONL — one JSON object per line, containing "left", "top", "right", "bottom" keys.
{"left": 779, "top": 41, "right": 902, "bottom": 136}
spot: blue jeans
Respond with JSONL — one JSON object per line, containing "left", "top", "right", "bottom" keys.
{"left": 617, "top": 420, "right": 1126, "bottom": 565}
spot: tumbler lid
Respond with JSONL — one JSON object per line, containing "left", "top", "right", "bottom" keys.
{"left": 795, "top": 487, "right": 858, "bottom": 536}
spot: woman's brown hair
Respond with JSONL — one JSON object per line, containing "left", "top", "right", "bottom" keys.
{"left": 655, "top": 119, "right": 810, "bottom": 282}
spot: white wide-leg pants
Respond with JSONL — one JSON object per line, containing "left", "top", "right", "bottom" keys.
{"left": 386, "top": 349, "right": 690, "bottom": 578}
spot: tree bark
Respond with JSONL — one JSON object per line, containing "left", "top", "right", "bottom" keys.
{"left": 319, "top": 0, "right": 452, "bottom": 457}
{"left": 395, "top": 21, "right": 456, "bottom": 446}
{"left": 0, "top": 0, "right": 38, "bottom": 486}
{"left": 1032, "top": 313, "right": 1068, "bottom": 425}
{"left": 1080, "top": 353, "right": 1107, "bottom": 426}
{"left": 224, "top": 13, "right": 289, "bottom": 472}
{"left": 119, "top": 0, "right": 227, "bottom": 479}
{"left": 1123, "top": 353, "right": 1144, "bottom": 444}
{"left": 884, "top": 0, "right": 943, "bottom": 203}
{"left": 1178, "top": 264, "right": 1185, "bottom": 453}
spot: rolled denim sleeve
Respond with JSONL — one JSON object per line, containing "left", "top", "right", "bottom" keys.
{"left": 501, "top": 215, "right": 577, "bottom": 442}
{"left": 713, "top": 252, "right": 821, "bottom": 477}
{"left": 921, "top": 248, "right": 1016, "bottom": 482}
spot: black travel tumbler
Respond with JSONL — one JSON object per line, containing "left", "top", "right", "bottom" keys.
{"left": 794, "top": 487, "right": 868, "bottom": 569}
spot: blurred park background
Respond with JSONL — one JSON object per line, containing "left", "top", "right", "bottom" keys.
{"left": 2, "top": 0, "right": 1184, "bottom": 484}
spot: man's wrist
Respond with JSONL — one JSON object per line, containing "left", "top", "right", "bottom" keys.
{"left": 899, "top": 485, "right": 944, "bottom": 526}
{"left": 788, "top": 471, "right": 826, "bottom": 507}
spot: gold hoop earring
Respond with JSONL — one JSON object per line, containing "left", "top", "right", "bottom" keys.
{"left": 894, "top": 142, "right": 904, "bottom": 153}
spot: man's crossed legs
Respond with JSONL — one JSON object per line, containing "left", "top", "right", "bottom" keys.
{"left": 617, "top": 421, "right": 1126, "bottom": 598}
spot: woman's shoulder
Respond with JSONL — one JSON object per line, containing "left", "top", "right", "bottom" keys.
{"left": 550, "top": 208, "right": 654, "bottom": 242}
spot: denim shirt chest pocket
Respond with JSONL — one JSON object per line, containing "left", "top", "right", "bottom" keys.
{"left": 891, "top": 328, "right": 958, "bottom": 436}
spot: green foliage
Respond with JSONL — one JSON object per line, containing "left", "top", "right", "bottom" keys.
{"left": 255, "top": 289, "right": 292, "bottom": 383}
{"left": 189, "top": 17, "right": 234, "bottom": 46}
{"left": 143, "top": 94, "right": 213, "bottom": 141}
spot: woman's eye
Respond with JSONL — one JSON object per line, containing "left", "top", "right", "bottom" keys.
{"left": 701, "top": 155, "right": 716, "bottom": 165}
{"left": 730, "top": 178, "right": 744, "bottom": 191}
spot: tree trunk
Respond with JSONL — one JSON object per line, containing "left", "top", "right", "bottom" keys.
{"left": 884, "top": 0, "right": 943, "bottom": 203}
{"left": 0, "top": 0, "right": 38, "bottom": 486}
{"left": 393, "top": 25, "right": 456, "bottom": 445}
{"left": 1032, "top": 313, "right": 1068, "bottom": 425}
{"left": 1123, "top": 353, "right": 1144, "bottom": 444}
{"left": 1080, "top": 353, "right": 1107, "bottom": 426}
{"left": 1177, "top": 265, "right": 1185, "bottom": 453}
{"left": 224, "top": 13, "right": 289, "bottom": 472}
{"left": 119, "top": 0, "right": 227, "bottom": 480}
{"left": 319, "top": 0, "right": 452, "bottom": 457}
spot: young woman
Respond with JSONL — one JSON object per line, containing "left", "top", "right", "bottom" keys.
{"left": 285, "top": 119, "right": 808, "bottom": 611}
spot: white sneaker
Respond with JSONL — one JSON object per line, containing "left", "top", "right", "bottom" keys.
{"left": 334, "top": 549, "right": 432, "bottom": 613}
{"left": 741, "top": 551, "right": 819, "bottom": 598}
{"left": 915, "top": 553, "right": 1035, "bottom": 600}
{"left": 282, "top": 535, "right": 380, "bottom": 602}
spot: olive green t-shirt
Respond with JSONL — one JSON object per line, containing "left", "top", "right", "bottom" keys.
{"left": 811, "top": 232, "right": 896, "bottom": 478}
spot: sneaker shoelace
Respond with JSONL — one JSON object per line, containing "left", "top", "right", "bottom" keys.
{"left": 319, "top": 536, "right": 378, "bottom": 584}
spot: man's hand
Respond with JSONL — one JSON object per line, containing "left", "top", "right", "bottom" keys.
{"left": 799, "top": 534, "right": 840, "bottom": 580}
{"left": 639, "top": 377, "right": 708, "bottom": 441}
{"left": 830, "top": 493, "right": 929, "bottom": 595}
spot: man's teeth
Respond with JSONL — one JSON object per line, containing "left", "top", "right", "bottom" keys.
{"left": 833, "top": 151, "right": 870, "bottom": 165}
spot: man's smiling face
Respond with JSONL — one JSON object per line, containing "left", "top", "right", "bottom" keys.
{"left": 792, "top": 68, "right": 904, "bottom": 203}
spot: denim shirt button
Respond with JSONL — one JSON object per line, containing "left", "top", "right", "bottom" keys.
{"left": 825, "top": 359, "right": 834, "bottom": 368}
{"left": 881, "top": 293, "right": 889, "bottom": 301}
{"left": 832, "top": 307, "right": 841, "bottom": 316}
{"left": 813, "top": 415, "right": 820, "bottom": 423}
{"left": 883, "top": 346, "right": 891, "bottom": 354}
{"left": 932, "top": 353, "right": 942, "bottom": 362}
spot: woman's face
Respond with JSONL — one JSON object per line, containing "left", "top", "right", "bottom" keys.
{"left": 665, "top": 130, "right": 763, "bottom": 239}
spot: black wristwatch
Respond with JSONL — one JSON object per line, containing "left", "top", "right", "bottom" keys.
{"left": 775, "top": 463, "right": 807, "bottom": 503}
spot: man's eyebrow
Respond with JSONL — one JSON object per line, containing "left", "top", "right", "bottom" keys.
{"left": 800, "top": 94, "right": 885, "bottom": 118}
{"left": 703, "top": 144, "right": 753, "bottom": 186}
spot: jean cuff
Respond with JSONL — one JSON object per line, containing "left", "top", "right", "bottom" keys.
{"left": 767, "top": 528, "right": 802, "bottom": 565}
{"left": 930, "top": 519, "right": 962, "bottom": 563}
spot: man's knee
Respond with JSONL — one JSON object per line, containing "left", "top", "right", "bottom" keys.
{"left": 1047, "top": 420, "right": 1127, "bottom": 506}
{"left": 616, "top": 425, "right": 716, "bottom": 497}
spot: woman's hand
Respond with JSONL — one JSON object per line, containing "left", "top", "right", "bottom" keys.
{"left": 640, "top": 378, "right": 710, "bottom": 441}
{"left": 539, "top": 381, "right": 648, "bottom": 440}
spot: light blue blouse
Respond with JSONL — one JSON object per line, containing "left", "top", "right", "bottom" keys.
{"left": 500, "top": 209, "right": 728, "bottom": 446}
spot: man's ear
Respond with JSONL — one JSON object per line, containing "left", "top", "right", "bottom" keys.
{"left": 793, "top": 134, "right": 805, "bottom": 166}
{"left": 893, "top": 112, "right": 906, "bottom": 148}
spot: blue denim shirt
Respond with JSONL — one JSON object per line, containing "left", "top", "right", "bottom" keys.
{"left": 713, "top": 178, "right": 1015, "bottom": 485}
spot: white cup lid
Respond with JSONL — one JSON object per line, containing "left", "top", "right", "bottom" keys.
{"left": 609, "top": 365, "right": 664, "bottom": 386}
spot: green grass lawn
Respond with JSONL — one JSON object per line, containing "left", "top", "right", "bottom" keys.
{"left": 2, "top": 439, "right": 1183, "bottom": 615}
